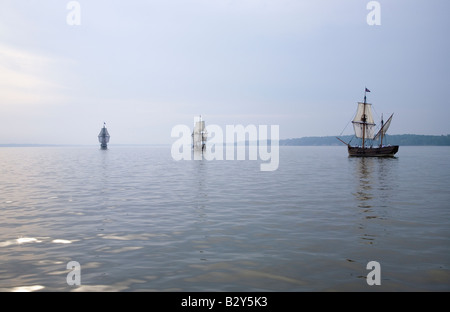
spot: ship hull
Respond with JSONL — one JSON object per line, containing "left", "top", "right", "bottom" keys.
{"left": 348, "top": 145, "right": 399, "bottom": 157}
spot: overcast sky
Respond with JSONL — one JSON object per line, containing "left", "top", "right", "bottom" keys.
{"left": 1, "top": 0, "right": 449, "bottom": 145}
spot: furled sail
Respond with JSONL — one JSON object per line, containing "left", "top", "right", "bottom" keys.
{"left": 352, "top": 102, "right": 376, "bottom": 139}
{"left": 373, "top": 113, "right": 393, "bottom": 141}
{"left": 98, "top": 127, "right": 110, "bottom": 144}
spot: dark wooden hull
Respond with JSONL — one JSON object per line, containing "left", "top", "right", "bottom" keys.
{"left": 348, "top": 145, "right": 399, "bottom": 157}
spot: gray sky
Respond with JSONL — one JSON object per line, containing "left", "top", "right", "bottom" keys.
{"left": 1, "top": 0, "right": 449, "bottom": 145}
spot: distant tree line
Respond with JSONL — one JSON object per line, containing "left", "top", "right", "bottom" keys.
{"left": 280, "top": 134, "right": 450, "bottom": 146}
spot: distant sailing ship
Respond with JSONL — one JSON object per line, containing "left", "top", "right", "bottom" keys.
{"left": 98, "top": 122, "right": 110, "bottom": 149}
{"left": 337, "top": 88, "right": 399, "bottom": 157}
{"left": 192, "top": 115, "right": 207, "bottom": 152}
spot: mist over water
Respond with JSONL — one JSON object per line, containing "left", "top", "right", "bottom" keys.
{"left": 0, "top": 146, "right": 449, "bottom": 291}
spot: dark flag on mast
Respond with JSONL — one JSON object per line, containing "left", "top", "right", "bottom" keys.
{"left": 365, "top": 88, "right": 371, "bottom": 92}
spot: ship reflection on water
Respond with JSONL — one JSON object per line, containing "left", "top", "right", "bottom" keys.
{"left": 351, "top": 156, "right": 399, "bottom": 244}
{"left": 0, "top": 146, "right": 447, "bottom": 291}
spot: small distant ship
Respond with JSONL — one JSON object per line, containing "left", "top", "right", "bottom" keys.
{"left": 337, "top": 88, "right": 399, "bottom": 157}
{"left": 98, "top": 122, "right": 110, "bottom": 149}
{"left": 192, "top": 115, "right": 207, "bottom": 152}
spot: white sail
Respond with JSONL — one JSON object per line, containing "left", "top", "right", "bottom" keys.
{"left": 353, "top": 102, "right": 375, "bottom": 124}
{"left": 352, "top": 123, "right": 375, "bottom": 139}
{"left": 192, "top": 116, "right": 207, "bottom": 149}
{"left": 194, "top": 120, "right": 205, "bottom": 133}
{"left": 374, "top": 113, "right": 393, "bottom": 141}
{"left": 352, "top": 102, "right": 376, "bottom": 139}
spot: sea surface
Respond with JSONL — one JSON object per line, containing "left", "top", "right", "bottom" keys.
{"left": 0, "top": 146, "right": 449, "bottom": 292}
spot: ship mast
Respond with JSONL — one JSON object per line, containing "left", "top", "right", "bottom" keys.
{"left": 380, "top": 114, "right": 384, "bottom": 147}
{"left": 362, "top": 89, "right": 367, "bottom": 149}
{"left": 192, "top": 115, "right": 207, "bottom": 153}
{"left": 374, "top": 113, "right": 393, "bottom": 147}
{"left": 347, "top": 88, "right": 376, "bottom": 148}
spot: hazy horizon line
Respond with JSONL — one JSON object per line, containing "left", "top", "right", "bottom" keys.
{"left": 2, "top": 133, "right": 449, "bottom": 147}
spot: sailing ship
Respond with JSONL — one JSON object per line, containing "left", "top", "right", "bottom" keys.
{"left": 337, "top": 88, "right": 399, "bottom": 157}
{"left": 98, "top": 122, "right": 110, "bottom": 149}
{"left": 192, "top": 115, "right": 207, "bottom": 152}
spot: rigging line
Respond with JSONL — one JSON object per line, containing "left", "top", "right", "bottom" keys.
{"left": 372, "top": 105, "right": 381, "bottom": 126}
{"left": 349, "top": 136, "right": 355, "bottom": 145}
{"left": 339, "top": 114, "right": 354, "bottom": 137}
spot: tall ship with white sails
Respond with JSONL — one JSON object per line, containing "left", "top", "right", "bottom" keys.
{"left": 192, "top": 115, "right": 207, "bottom": 152}
{"left": 337, "top": 88, "right": 399, "bottom": 157}
{"left": 98, "top": 122, "right": 110, "bottom": 149}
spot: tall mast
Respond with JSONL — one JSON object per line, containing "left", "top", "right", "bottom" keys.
{"left": 199, "top": 115, "right": 203, "bottom": 154}
{"left": 362, "top": 89, "right": 367, "bottom": 149}
{"left": 380, "top": 114, "right": 384, "bottom": 147}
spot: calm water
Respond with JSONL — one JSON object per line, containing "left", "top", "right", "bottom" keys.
{"left": 0, "top": 146, "right": 449, "bottom": 291}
